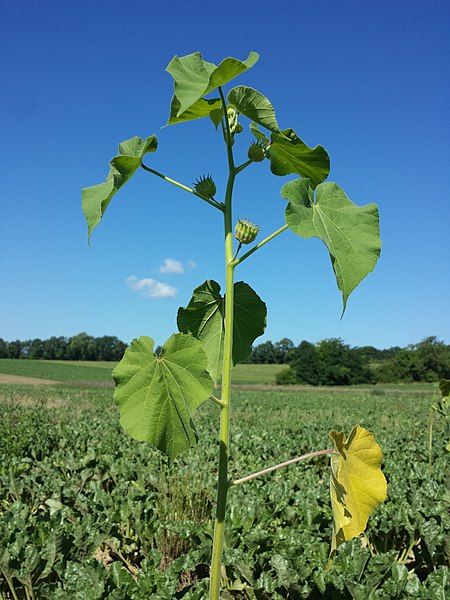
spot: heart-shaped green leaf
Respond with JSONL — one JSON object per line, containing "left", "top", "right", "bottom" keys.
{"left": 329, "top": 425, "right": 387, "bottom": 556}
{"left": 166, "top": 51, "right": 259, "bottom": 118}
{"left": 283, "top": 178, "right": 381, "bottom": 312}
{"left": 82, "top": 135, "right": 157, "bottom": 240}
{"left": 268, "top": 128, "right": 330, "bottom": 188}
{"left": 177, "top": 280, "right": 267, "bottom": 384}
{"left": 228, "top": 86, "right": 281, "bottom": 134}
{"left": 167, "top": 96, "right": 222, "bottom": 125}
{"left": 112, "top": 333, "right": 213, "bottom": 460}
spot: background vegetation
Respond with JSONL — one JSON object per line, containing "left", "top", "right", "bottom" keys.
{"left": 0, "top": 373, "right": 448, "bottom": 599}
{"left": 2, "top": 334, "right": 448, "bottom": 386}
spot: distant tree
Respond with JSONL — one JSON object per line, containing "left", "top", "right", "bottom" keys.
{"left": 66, "top": 332, "right": 95, "bottom": 360}
{"left": 273, "top": 338, "right": 295, "bottom": 363}
{"left": 414, "top": 336, "right": 450, "bottom": 380}
{"left": 317, "top": 338, "right": 371, "bottom": 385}
{"left": 251, "top": 341, "right": 276, "bottom": 364}
{"left": 0, "top": 338, "right": 8, "bottom": 358}
{"left": 94, "top": 336, "right": 127, "bottom": 361}
{"left": 287, "top": 341, "right": 321, "bottom": 385}
{"left": 42, "top": 336, "right": 68, "bottom": 360}
{"left": 7, "top": 340, "right": 23, "bottom": 359}
{"left": 354, "top": 345, "right": 384, "bottom": 363}
{"left": 28, "top": 338, "right": 45, "bottom": 359}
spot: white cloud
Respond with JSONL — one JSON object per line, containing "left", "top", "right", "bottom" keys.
{"left": 126, "top": 276, "right": 177, "bottom": 298}
{"left": 187, "top": 260, "right": 197, "bottom": 270}
{"left": 158, "top": 258, "right": 184, "bottom": 274}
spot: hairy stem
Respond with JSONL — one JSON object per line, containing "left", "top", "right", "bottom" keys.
{"left": 230, "top": 448, "right": 333, "bottom": 486}
{"left": 141, "top": 162, "right": 224, "bottom": 211}
{"left": 232, "top": 224, "right": 289, "bottom": 266}
{"left": 209, "top": 88, "right": 236, "bottom": 600}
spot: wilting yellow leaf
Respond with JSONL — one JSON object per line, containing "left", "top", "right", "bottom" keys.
{"left": 329, "top": 425, "right": 387, "bottom": 555}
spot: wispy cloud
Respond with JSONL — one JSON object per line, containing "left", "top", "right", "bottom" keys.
{"left": 187, "top": 260, "right": 197, "bottom": 270}
{"left": 158, "top": 258, "right": 184, "bottom": 274}
{"left": 126, "top": 276, "right": 177, "bottom": 298}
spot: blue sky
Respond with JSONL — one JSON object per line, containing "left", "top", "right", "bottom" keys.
{"left": 1, "top": 0, "right": 449, "bottom": 349}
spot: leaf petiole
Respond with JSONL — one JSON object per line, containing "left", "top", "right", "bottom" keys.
{"left": 232, "top": 223, "right": 289, "bottom": 266}
{"left": 234, "top": 159, "right": 253, "bottom": 175}
{"left": 230, "top": 448, "right": 333, "bottom": 487}
{"left": 210, "top": 394, "right": 225, "bottom": 408}
{"left": 140, "top": 162, "right": 224, "bottom": 211}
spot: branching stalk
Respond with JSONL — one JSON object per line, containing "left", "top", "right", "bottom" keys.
{"left": 235, "top": 159, "right": 253, "bottom": 175}
{"left": 230, "top": 448, "right": 333, "bottom": 486}
{"left": 141, "top": 162, "right": 224, "bottom": 211}
{"left": 210, "top": 394, "right": 225, "bottom": 408}
{"left": 232, "top": 224, "right": 289, "bottom": 266}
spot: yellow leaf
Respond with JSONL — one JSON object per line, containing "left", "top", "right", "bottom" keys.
{"left": 329, "top": 425, "right": 387, "bottom": 555}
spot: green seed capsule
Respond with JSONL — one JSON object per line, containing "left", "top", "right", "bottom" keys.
{"left": 194, "top": 175, "right": 217, "bottom": 199}
{"left": 234, "top": 219, "right": 260, "bottom": 245}
{"left": 248, "top": 142, "right": 266, "bottom": 162}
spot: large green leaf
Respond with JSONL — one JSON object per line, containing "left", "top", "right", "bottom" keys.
{"left": 228, "top": 86, "right": 281, "bottom": 134}
{"left": 82, "top": 135, "right": 157, "bottom": 240}
{"left": 283, "top": 178, "right": 381, "bottom": 312}
{"left": 268, "top": 128, "right": 330, "bottom": 188}
{"left": 112, "top": 333, "right": 213, "bottom": 460}
{"left": 166, "top": 51, "right": 259, "bottom": 118}
{"left": 329, "top": 425, "right": 387, "bottom": 556}
{"left": 167, "top": 96, "right": 221, "bottom": 125}
{"left": 177, "top": 280, "right": 267, "bottom": 384}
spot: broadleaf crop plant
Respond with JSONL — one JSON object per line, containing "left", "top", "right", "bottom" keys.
{"left": 82, "top": 51, "right": 386, "bottom": 599}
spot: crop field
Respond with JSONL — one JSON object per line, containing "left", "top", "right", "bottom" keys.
{"left": 0, "top": 379, "right": 448, "bottom": 599}
{"left": 0, "top": 360, "right": 287, "bottom": 386}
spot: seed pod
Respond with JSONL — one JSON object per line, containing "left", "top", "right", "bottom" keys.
{"left": 234, "top": 219, "right": 260, "bottom": 245}
{"left": 194, "top": 175, "right": 217, "bottom": 199}
{"left": 234, "top": 123, "right": 243, "bottom": 134}
{"left": 247, "top": 142, "right": 266, "bottom": 162}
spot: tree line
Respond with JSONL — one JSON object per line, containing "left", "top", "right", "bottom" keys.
{"left": 0, "top": 333, "right": 127, "bottom": 362}
{"left": 246, "top": 336, "right": 450, "bottom": 385}
{"left": 1, "top": 333, "right": 448, "bottom": 386}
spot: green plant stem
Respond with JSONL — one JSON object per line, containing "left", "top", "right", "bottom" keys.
{"left": 232, "top": 224, "right": 289, "bottom": 266}
{"left": 230, "top": 448, "right": 333, "bottom": 486}
{"left": 2, "top": 573, "right": 19, "bottom": 600}
{"left": 140, "top": 162, "right": 224, "bottom": 211}
{"left": 235, "top": 159, "right": 253, "bottom": 175}
{"left": 209, "top": 88, "right": 236, "bottom": 600}
{"left": 104, "top": 540, "right": 138, "bottom": 579}
{"left": 232, "top": 242, "right": 242, "bottom": 261}
{"left": 428, "top": 407, "right": 434, "bottom": 473}
{"left": 210, "top": 394, "right": 225, "bottom": 408}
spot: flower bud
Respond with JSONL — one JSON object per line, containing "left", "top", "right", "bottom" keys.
{"left": 247, "top": 142, "right": 266, "bottom": 162}
{"left": 226, "top": 107, "right": 238, "bottom": 134}
{"left": 194, "top": 175, "right": 217, "bottom": 199}
{"left": 234, "top": 219, "right": 260, "bottom": 245}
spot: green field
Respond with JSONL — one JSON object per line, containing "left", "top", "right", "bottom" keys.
{"left": 0, "top": 379, "right": 448, "bottom": 598}
{"left": 0, "top": 359, "right": 287, "bottom": 385}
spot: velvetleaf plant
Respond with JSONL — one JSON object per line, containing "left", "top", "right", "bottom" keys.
{"left": 82, "top": 51, "right": 387, "bottom": 599}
